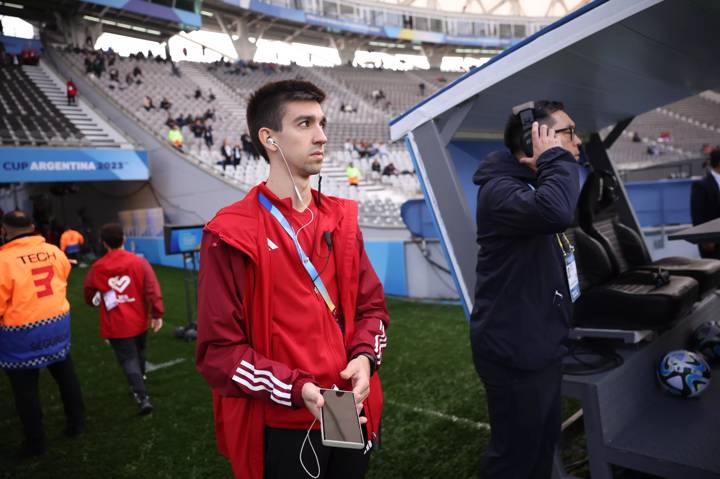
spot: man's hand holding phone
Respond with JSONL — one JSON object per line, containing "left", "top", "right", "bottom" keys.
{"left": 340, "top": 355, "right": 371, "bottom": 421}
{"left": 519, "top": 121, "right": 563, "bottom": 171}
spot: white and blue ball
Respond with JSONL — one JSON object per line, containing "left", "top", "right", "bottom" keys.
{"left": 657, "top": 350, "right": 711, "bottom": 398}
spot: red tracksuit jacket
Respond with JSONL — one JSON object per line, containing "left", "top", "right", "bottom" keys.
{"left": 196, "top": 183, "right": 389, "bottom": 479}
{"left": 83, "top": 249, "right": 164, "bottom": 338}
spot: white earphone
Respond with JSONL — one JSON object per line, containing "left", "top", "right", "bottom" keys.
{"left": 266, "top": 137, "right": 305, "bottom": 205}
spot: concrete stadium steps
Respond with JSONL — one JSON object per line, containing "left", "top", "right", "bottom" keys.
{"left": 181, "top": 62, "right": 246, "bottom": 125}
{"left": 23, "top": 62, "right": 131, "bottom": 148}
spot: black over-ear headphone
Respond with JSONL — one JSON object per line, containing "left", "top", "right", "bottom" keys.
{"left": 511, "top": 101, "right": 535, "bottom": 157}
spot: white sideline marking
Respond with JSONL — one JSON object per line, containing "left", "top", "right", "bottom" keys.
{"left": 146, "top": 358, "right": 185, "bottom": 373}
{"left": 387, "top": 400, "right": 490, "bottom": 431}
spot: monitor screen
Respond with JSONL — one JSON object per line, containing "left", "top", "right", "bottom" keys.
{"left": 164, "top": 225, "right": 203, "bottom": 255}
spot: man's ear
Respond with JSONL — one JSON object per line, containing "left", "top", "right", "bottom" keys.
{"left": 258, "top": 128, "right": 276, "bottom": 152}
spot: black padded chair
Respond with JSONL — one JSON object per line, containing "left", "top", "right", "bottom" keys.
{"left": 566, "top": 227, "right": 698, "bottom": 330}
{"left": 578, "top": 170, "right": 720, "bottom": 297}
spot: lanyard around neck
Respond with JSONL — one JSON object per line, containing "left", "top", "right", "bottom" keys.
{"left": 258, "top": 192, "right": 336, "bottom": 315}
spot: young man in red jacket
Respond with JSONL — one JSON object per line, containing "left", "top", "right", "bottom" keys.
{"left": 196, "top": 80, "right": 390, "bottom": 479}
{"left": 83, "top": 223, "right": 164, "bottom": 415}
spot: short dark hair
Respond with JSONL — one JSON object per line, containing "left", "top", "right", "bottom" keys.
{"left": 100, "top": 223, "right": 124, "bottom": 249}
{"left": 504, "top": 100, "right": 565, "bottom": 155}
{"left": 246, "top": 80, "right": 326, "bottom": 163}
{"left": 2, "top": 210, "right": 33, "bottom": 228}
{"left": 710, "top": 149, "right": 720, "bottom": 169}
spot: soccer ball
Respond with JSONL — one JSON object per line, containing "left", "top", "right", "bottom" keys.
{"left": 689, "top": 321, "right": 720, "bottom": 362}
{"left": 656, "top": 350, "right": 711, "bottom": 398}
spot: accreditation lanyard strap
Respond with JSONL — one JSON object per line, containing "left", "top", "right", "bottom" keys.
{"left": 258, "top": 192, "right": 336, "bottom": 314}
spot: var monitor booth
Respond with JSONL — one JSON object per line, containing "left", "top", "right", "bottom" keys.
{"left": 391, "top": 0, "right": 720, "bottom": 477}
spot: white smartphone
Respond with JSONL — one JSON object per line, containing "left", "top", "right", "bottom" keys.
{"left": 319, "top": 389, "right": 365, "bottom": 449}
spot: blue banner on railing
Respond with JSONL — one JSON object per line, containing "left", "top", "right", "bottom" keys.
{"left": 0, "top": 148, "right": 149, "bottom": 182}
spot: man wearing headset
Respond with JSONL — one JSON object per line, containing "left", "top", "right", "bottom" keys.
{"left": 470, "top": 101, "right": 582, "bottom": 479}
{"left": 196, "top": 80, "right": 389, "bottom": 479}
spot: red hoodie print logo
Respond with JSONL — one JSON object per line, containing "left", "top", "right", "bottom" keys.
{"left": 108, "top": 275, "right": 136, "bottom": 303}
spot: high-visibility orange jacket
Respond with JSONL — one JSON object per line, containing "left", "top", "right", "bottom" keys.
{"left": 0, "top": 234, "right": 72, "bottom": 369}
{"left": 60, "top": 229, "right": 85, "bottom": 254}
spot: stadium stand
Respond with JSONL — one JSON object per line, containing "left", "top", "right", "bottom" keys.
{"left": 54, "top": 48, "right": 422, "bottom": 227}
{"left": 0, "top": 65, "right": 83, "bottom": 146}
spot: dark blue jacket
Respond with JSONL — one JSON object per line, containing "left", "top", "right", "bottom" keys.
{"left": 470, "top": 147, "right": 580, "bottom": 371}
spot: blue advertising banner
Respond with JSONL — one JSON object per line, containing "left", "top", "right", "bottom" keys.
{"left": 0, "top": 148, "right": 149, "bottom": 183}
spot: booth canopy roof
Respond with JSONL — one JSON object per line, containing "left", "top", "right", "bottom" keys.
{"left": 390, "top": 0, "right": 720, "bottom": 140}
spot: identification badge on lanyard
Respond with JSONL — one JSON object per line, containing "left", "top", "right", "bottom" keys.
{"left": 564, "top": 252, "right": 581, "bottom": 303}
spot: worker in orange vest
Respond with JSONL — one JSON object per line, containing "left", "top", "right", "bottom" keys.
{"left": 59, "top": 226, "right": 85, "bottom": 265}
{"left": 0, "top": 210, "right": 85, "bottom": 457}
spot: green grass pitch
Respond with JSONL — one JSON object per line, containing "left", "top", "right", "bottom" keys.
{"left": 0, "top": 265, "right": 604, "bottom": 478}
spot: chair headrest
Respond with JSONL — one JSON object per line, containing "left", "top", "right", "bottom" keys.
{"left": 578, "top": 170, "right": 620, "bottom": 226}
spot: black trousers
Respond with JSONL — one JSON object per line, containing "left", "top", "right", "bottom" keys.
{"left": 108, "top": 332, "right": 147, "bottom": 398}
{"left": 475, "top": 359, "right": 562, "bottom": 479}
{"left": 263, "top": 427, "right": 370, "bottom": 479}
{"left": 4, "top": 355, "right": 85, "bottom": 449}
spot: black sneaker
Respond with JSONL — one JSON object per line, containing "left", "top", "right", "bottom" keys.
{"left": 137, "top": 395, "right": 153, "bottom": 416}
{"left": 15, "top": 442, "right": 47, "bottom": 460}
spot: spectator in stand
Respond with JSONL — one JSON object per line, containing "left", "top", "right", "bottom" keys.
{"left": 378, "top": 142, "right": 390, "bottom": 160}
{"left": 125, "top": 72, "right": 134, "bottom": 87}
{"left": 66, "top": 79, "right": 78, "bottom": 106}
{"left": 241, "top": 132, "right": 256, "bottom": 160}
{"left": 232, "top": 142, "right": 243, "bottom": 166}
{"left": 204, "top": 124, "right": 214, "bottom": 151}
{"left": 203, "top": 108, "right": 215, "bottom": 121}
{"left": 190, "top": 118, "right": 206, "bottom": 152}
{"left": 109, "top": 68, "right": 120, "bottom": 82}
{"left": 371, "top": 158, "right": 382, "bottom": 181}
{"left": 165, "top": 115, "right": 175, "bottom": 129}
{"left": 194, "top": 88, "right": 203, "bottom": 100}
{"left": 208, "top": 90, "right": 216, "bottom": 102}
{"left": 174, "top": 113, "right": 186, "bottom": 128}
{"left": 343, "top": 138, "right": 354, "bottom": 154}
{"left": 132, "top": 66, "right": 143, "bottom": 84}
{"left": 346, "top": 162, "right": 361, "bottom": 187}
{"left": 168, "top": 124, "right": 184, "bottom": 151}
{"left": 160, "top": 97, "right": 172, "bottom": 110}
{"left": 220, "top": 139, "right": 233, "bottom": 168}
{"left": 142, "top": 96, "right": 155, "bottom": 112}
{"left": 92, "top": 54, "right": 105, "bottom": 78}
{"left": 419, "top": 82, "right": 426, "bottom": 96}
{"left": 382, "top": 162, "right": 399, "bottom": 176}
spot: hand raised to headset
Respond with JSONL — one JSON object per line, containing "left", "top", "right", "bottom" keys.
{"left": 519, "top": 121, "right": 563, "bottom": 172}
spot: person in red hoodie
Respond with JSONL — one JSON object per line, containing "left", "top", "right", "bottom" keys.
{"left": 83, "top": 223, "right": 164, "bottom": 415}
{"left": 66, "top": 79, "right": 77, "bottom": 106}
{"left": 196, "top": 80, "right": 389, "bottom": 479}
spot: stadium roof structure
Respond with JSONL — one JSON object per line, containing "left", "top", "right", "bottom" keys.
{"left": 363, "top": 0, "right": 588, "bottom": 17}
{"left": 391, "top": 0, "right": 720, "bottom": 141}
{"left": 390, "top": 0, "right": 720, "bottom": 313}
